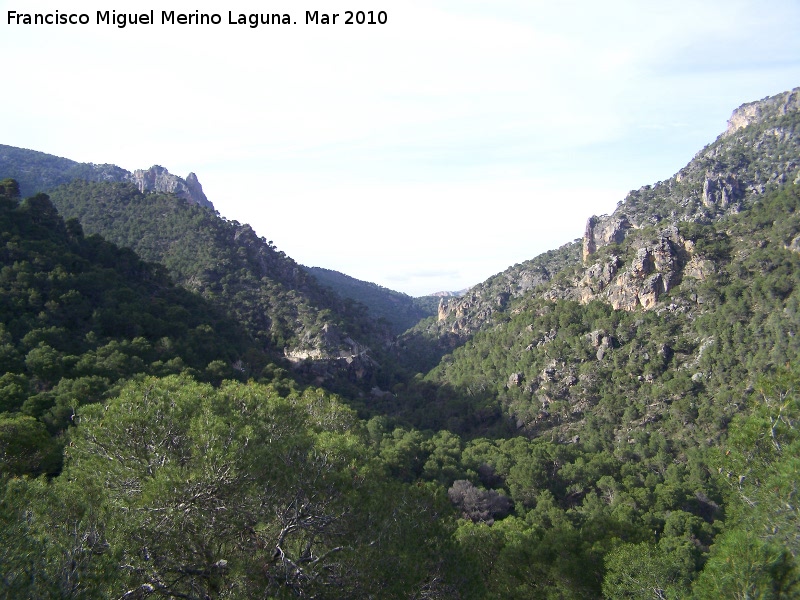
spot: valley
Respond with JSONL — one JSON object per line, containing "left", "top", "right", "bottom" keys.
{"left": 1, "top": 87, "right": 799, "bottom": 598}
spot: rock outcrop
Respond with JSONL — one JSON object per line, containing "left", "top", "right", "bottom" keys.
{"left": 0, "top": 145, "right": 216, "bottom": 211}
{"left": 702, "top": 172, "right": 742, "bottom": 208}
{"left": 582, "top": 215, "right": 631, "bottom": 262}
{"left": 130, "top": 166, "right": 213, "bottom": 209}
{"left": 573, "top": 226, "right": 685, "bottom": 310}
{"left": 723, "top": 88, "right": 800, "bottom": 137}
{"left": 413, "top": 87, "right": 800, "bottom": 345}
{"left": 284, "top": 323, "right": 380, "bottom": 382}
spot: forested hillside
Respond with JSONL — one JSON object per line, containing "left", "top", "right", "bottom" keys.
{"left": 2, "top": 87, "right": 800, "bottom": 598}
{"left": 0, "top": 179, "right": 271, "bottom": 477}
{"left": 305, "top": 266, "right": 438, "bottom": 335}
{"left": 46, "top": 181, "right": 393, "bottom": 393}
{"left": 426, "top": 87, "right": 800, "bottom": 343}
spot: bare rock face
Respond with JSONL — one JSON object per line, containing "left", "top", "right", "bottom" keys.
{"left": 723, "top": 88, "right": 800, "bottom": 137}
{"left": 577, "top": 256, "right": 621, "bottom": 302}
{"left": 702, "top": 172, "right": 742, "bottom": 208}
{"left": 508, "top": 372, "right": 524, "bottom": 387}
{"left": 129, "top": 166, "right": 214, "bottom": 209}
{"left": 683, "top": 256, "right": 716, "bottom": 280}
{"left": 579, "top": 229, "right": 684, "bottom": 311}
{"left": 437, "top": 290, "right": 495, "bottom": 333}
{"left": 437, "top": 298, "right": 450, "bottom": 321}
{"left": 184, "top": 172, "right": 210, "bottom": 207}
{"left": 583, "top": 215, "right": 631, "bottom": 262}
{"left": 284, "top": 323, "right": 379, "bottom": 381}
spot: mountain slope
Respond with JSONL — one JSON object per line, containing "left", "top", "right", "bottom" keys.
{"left": 0, "top": 179, "right": 271, "bottom": 474}
{"left": 416, "top": 183, "right": 800, "bottom": 440}
{"left": 42, "top": 180, "right": 391, "bottom": 389}
{"left": 424, "top": 87, "right": 800, "bottom": 343}
{"left": 304, "top": 266, "right": 437, "bottom": 335}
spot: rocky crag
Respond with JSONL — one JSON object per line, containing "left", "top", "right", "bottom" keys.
{"left": 429, "top": 87, "right": 800, "bottom": 339}
{"left": 129, "top": 166, "right": 212, "bottom": 209}
{"left": 0, "top": 145, "right": 213, "bottom": 210}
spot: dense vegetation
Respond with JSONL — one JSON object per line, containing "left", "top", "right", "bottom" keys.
{"left": 1, "top": 177, "right": 798, "bottom": 598}
{"left": 2, "top": 89, "right": 800, "bottom": 597}
{"left": 304, "top": 266, "right": 437, "bottom": 335}
{"left": 47, "top": 181, "right": 386, "bottom": 357}
{"left": 0, "top": 180, "right": 276, "bottom": 478}
{"left": 1, "top": 375, "right": 470, "bottom": 598}
{"left": 369, "top": 183, "right": 800, "bottom": 596}
{"left": 415, "top": 185, "right": 800, "bottom": 443}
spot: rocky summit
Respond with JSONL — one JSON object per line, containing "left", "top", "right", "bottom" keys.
{"left": 0, "top": 144, "right": 214, "bottom": 210}
{"left": 426, "top": 87, "right": 800, "bottom": 339}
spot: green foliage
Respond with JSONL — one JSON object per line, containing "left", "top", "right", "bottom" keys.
{"left": 2, "top": 93, "right": 800, "bottom": 595}
{"left": 695, "top": 367, "right": 800, "bottom": 597}
{"left": 1, "top": 376, "right": 466, "bottom": 598}
{"left": 0, "top": 182, "right": 268, "bottom": 474}
{"left": 603, "top": 541, "right": 694, "bottom": 599}
{"left": 305, "top": 266, "right": 436, "bottom": 334}
{"left": 693, "top": 530, "right": 798, "bottom": 600}
{"left": 47, "top": 181, "right": 391, "bottom": 369}
{"left": 0, "top": 415, "right": 60, "bottom": 477}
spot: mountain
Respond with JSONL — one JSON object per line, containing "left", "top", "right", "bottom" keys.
{"left": 0, "top": 179, "right": 462, "bottom": 599}
{"left": 41, "top": 180, "right": 392, "bottom": 390}
{"left": 426, "top": 87, "right": 800, "bottom": 342}
{"left": 428, "top": 289, "right": 469, "bottom": 297}
{"left": 386, "top": 87, "right": 800, "bottom": 438}
{"left": 0, "top": 145, "right": 213, "bottom": 209}
{"left": 0, "top": 146, "right": 400, "bottom": 393}
{"left": 3, "top": 88, "right": 800, "bottom": 598}
{"left": 304, "top": 266, "right": 437, "bottom": 335}
{"left": 0, "top": 179, "right": 272, "bottom": 475}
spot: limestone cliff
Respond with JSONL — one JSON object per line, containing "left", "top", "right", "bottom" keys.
{"left": 418, "top": 86, "right": 800, "bottom": 342}
{"left": 582, "top": 87, "right": 800, "bottom": 262}
{"left": 130, "top": 166, "right": 213, "bottom": 209}
{"left": 568, "top": 226, "right": 686, "bottom": 311}
{"left": 582, "top": 215, "right": 631, "bottom": 262}
{"left": 723, "top": 88, "right": 800, "bottom": 137}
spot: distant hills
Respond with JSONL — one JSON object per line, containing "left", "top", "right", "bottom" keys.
{"left": 3, "top": 86, "right": 800, "bottom": 598}
{"left": 303, "top": 266, "right": 439, "bottom": 335}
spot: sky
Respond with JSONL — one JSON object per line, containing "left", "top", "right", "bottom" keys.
{"left": 2, "top": 0, "right": 799, "bottom": 296}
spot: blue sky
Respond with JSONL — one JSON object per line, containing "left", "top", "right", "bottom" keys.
{"left": 2, "top": 0, "right": 799, "bottom": 295}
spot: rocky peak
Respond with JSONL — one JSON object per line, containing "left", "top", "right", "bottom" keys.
{"left": 582, "top": 87, "right": 800, "bottom": 262}
{"left": 413, "top": 87, "right": 800, "bottom": 345}
{"left": 723, "top": 87, "right": 800, "bottom": 137}
{"left": 583, "top": 214, "right": 631, "bottom": 262}
{"left": 184, "top": 172, "right": 210, "bottom": 208}
{"left": 129, "top": 166, "right": 214, "bottom": 210}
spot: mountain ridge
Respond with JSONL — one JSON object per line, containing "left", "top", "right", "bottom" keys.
{"left": 0, "top": 144, "right": 213, "bottom": 210}
{"left": 3, "top": 87, "right": 800, "bottom": 597}
{"left": 303, "top": 266, "right": 438, "bottom": 335}
{"left": 41, "top": 180, "right": 393, "bottom": 391}
{"left": 426, "top": 86, "right": 800, "bottom": 343}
